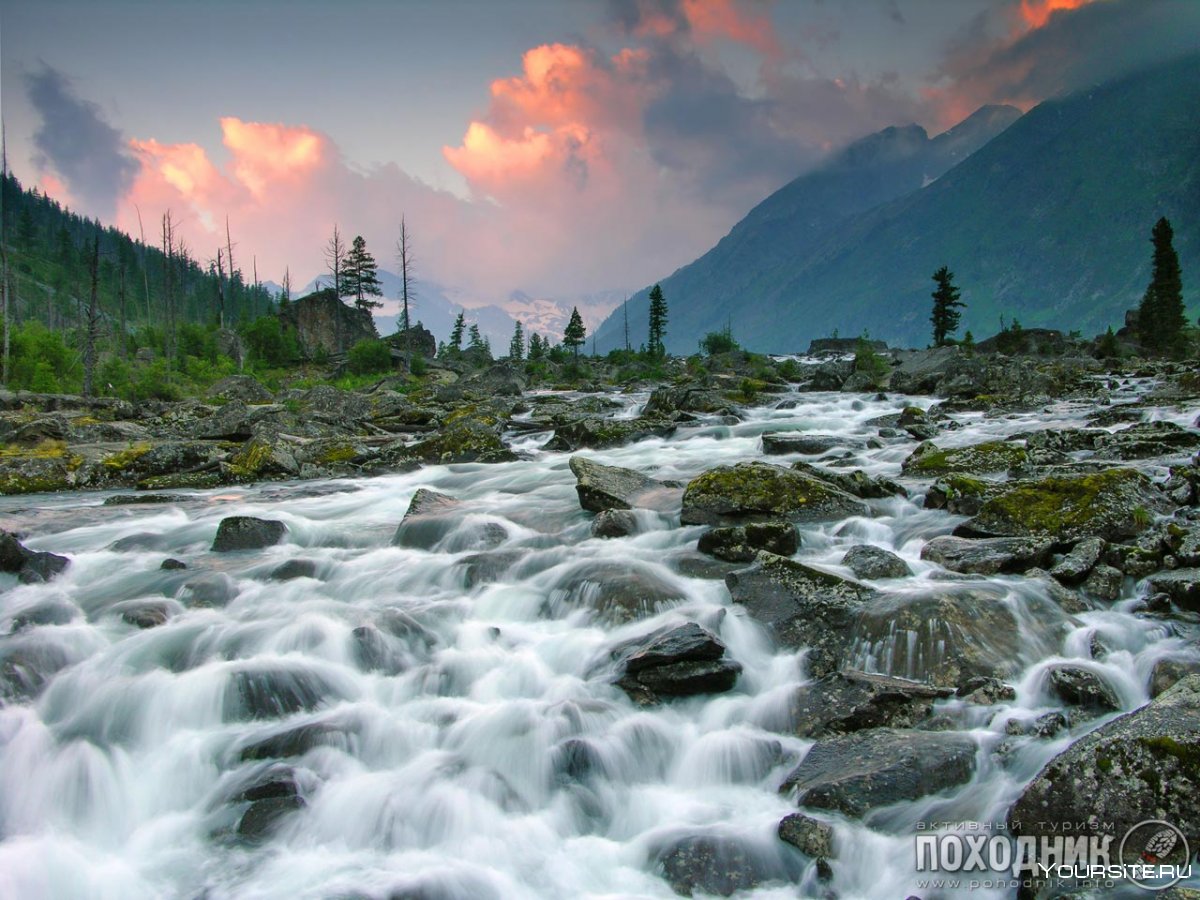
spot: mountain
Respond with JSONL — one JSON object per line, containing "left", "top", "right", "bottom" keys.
{"left": 595, "top": 54, "right": 1200, "bottom": 353}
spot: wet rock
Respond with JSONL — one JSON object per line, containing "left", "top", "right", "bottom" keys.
{"left": 852, "top": 587, "right": 1069, "bottom": 690}
{"left": 1096, "top": 421, "right": 1200, "bottom": 460}
{"left": 725, "top": 553, "right": 875, "bottom": 677}
{"left": 392, "top": 489, "right": 461, "bottom": 550}
{"left": 698, "top": 522, "right": 799, "bottom": 563}
{"left": 233, "top": 772, "right": 306, "bottom": 843}
{"left": 238, "top": 716, "right": 357, "bottom": 761}
{"left": 612, "top": 622, "right": 742, "bottom": 704}
{"left": 921, "top": 535, "right": 1052, "bottom": 575}
{"left": 545, "top": 417, "right": 675, "bottom": 452}
{"left": 681, "top": 462, "right": 868, "bottom": 528}
{"left": 653, "top": 834, "right": 794, "bottom": 897}
{"left": 0, "top": 530, "right": 69, "bottom": 584}
{"left": 104, "top": 493, "right": 190, "bottom": 506}
{"left": 456, "top": 550, "right": 522, "bottom": 588}
{"left": 350, "top": 624, "right": 406, "bottom": 675}
{"left": 1050, "top": 537, "right": 1105, "bottom": 584}
{"left": 1008, "top": 675, "right": 1200, "bottom": 851}
{"left": 160, "top": 558, "right": 187, "bottom": 570}
{"left": 0, "top": 639, "right": 73, "bottom": 702}
{"left": 956, "top": 676, "right": 1016, "bottom": 705}
{"left": 591, "top": 509, "right": 638, "bottom": 539}
{"left": 408, "top": 415, "right": 517, "bottom": 464}
{"left": 1145, "top": 569, "right": 1200, "bottom": 612}
{"left": 212, "top": 516, "right": 288, "bottom": 552}
{"left": 960, "top": 468, "right": 1171, "bottom": 543}
{"left": 644, "top": 384, "right": 731, "bottom": 417}
{"left": 901, "top": 440, "right": 1027, "bottom": 476}
{"left": 1045, "top": 664, "right": 1121, "bottom": 712}
{"left": 923, "top": 475, "right": 1005, "bottom": 516}
{"left": 180, "top": 574, "right": 239, "bottom": 608}
{"left": 777, "top": 813, "right": 834, "bottom": 860}
{"left": 788, "top": 460, "right": 906, "bottom": 500}
{"left": 7, "top": 599, "right": 78, "bottom": 631}
{"left": 225, "top": 664, "right": 343, "bottom": 721}
{"left": 781, "top": 728, "right": 977, "bottom": 819}
{"left": 762, "top": 433, "right": 855, "bottom": 455}
{"left": 1150, "top": 657, "right": 1200, "bottom": 697}
{"left": 118, "top": 599, "right": 179, "bottom": 629}
{"left": 842, "top": 544, "right": 911, "bottom": 580}
{"left": 546, "top": 560, "right": 686, "bottom": 625}
{"left": 1023, "top": 568, "right": 1093, "bottom": 614}
{"left": 568, "top": 456, "right": 678, "bottom": 513}
{"left": 787, "top": 670, "right": 950, "bottom": 738}
{"left": 270, "top": 559, "right": 319, "bottom": 581}
{"left": 1082, "top": 564, "right": 1124, "bottom": 601}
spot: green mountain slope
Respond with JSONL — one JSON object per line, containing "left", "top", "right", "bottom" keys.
{"left": 597, "top": 54, "right": 1200, "bottom": 353}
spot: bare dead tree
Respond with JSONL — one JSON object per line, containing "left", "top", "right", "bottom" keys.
{"left": 215, "top": 246, "right": 226, "bottom": 329}
{"left": 395, "top": 216, "right": 416, "bottom": 362}
{"left": 324, "top": 224, "right": 346, "bottom": 296}
{"left": 82, "top": 232, "right": 100, "bottom": 397}
{"left": 135, "top": 204, "right": 152, "bottom": 322}
{"left": 161, "top": 211, "right": 177, "bottom": 359}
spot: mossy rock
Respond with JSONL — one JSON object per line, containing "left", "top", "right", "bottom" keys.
{"left": 408, "top": 420, "right": 516, "bottom": 464}
{"left": 137, "top": 471, "right": 225, "bottom": 491}
{"left": 902, "top": 440, "right": 1027, "bottom": 476}
{"left": 681, "top": 461, "right": 868, "bottom": 527}
{"left": 0, "top": 455, "right": 76, "bottom": 494}
{"left": 962, "top": 467, "right": 1172, "bottom": 543}
{"left": 228, "top": 439, "right": 299, "bottom": 480}
{"left": 923, "top": 474, "right": 1004, "bottom": 515}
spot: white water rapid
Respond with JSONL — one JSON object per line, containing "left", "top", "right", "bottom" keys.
{"left": 1, "top": 377, "right": 1197, "bottom": 899}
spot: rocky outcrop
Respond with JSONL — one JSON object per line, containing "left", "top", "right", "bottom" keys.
{"left": 212, "top": 516, "right": 288, "bottom": 552}
{"left": 1009, "top": 675, "right": 1200, "bottom": 849}
{"left": 386, "top": 324, "right": 437, "bottom": 359}
{"left": 278, "top": 289, "right": 378, "bottom": 359}
{"left": 681, "top": 462, "right": 868, "bottom": 527}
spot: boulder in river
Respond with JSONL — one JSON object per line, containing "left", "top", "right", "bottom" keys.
{"left": 545, "top": 416, "right": 676, "bottom": 452}
{"left": 1049, "top": 536, "right": 1105, "bottom": 583}
{"left": 787, "top": 670, "right": 951, "bottom": 738}
{"left": 652, "top": 833, "right": 798, "bottom": 897}
{"left": 1145, "top": 569, "right": 1200, "bottom": 612}
{"left": 697, "top": 521, "right": 799, "bottom": 563}
{"left": 841, "top": 544, "right": 911, "bottom": 580}
{"left": 1008, "top": 675, "right": 1200, "bottom": 851}
{"left": 591, "top": 508, "right": 638, "bottom": 538}
{"left": 546, "top": 559, "right": 687, "bottom": 625}
{"left": 725, "top": 552, "right": 875, "bottom": 677}
{"left": 568, "top": 456, "right": 678, "bottom": 513}
{"left": 0, "top": 530, "right": 69, "bottom": 584}
{"left": 681, "top": 462, "right": 868, "bottom": 527}
{"left": 1044, "top": 664, "right": 1121, "bottom": 713}
{"left": 212, "top": 516, "right": 288, "bottom": 552}
{"left": 761, "top": 433, "right": 856, "bottom": 456}
{"left": 612, "top": 622, "right": 742, "bottom": 704}
{"left": 959, "top": 468, "right": 1172, "bottom": 543}
{"left": 781, "top": 727, "right": 977, "bottom": 819}
{"left": 921, "top": 534, "right": 1053, "bottom": 575}
{"left": 901, "top": 439, "right": 1028, "bottom": 476}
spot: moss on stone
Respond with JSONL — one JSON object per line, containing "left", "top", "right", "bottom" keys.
{"left": 976, "top": 468, "right": 1147, "bottom": 538}
{"left": 102, "top": 442, "right": 153, "bottom": 471}
{"left": 317, "top": 443, "right": 358, "bottom": 465}
{"left": 0, "top": 439, "right": 69, "bottom": 460}
{"left": 1139, "top": 735, "right": 1200, "bottom": 772}
{"left": 904, "top": 440, "right": 1027, "bottom": 475}
{"left": 228, "top": 441, "right": 272, "bottom": 478}
{"left": 137, "top": 471, "right": 223, "bottom": 491}
{"left": 682, "top": 461, "right": 864, "bottom": 525}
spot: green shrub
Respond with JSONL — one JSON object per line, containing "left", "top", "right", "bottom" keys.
{"left": 242, "top": 316, "right": 299, "bottom": 367}
{"left": 700, "top": 329, "right": 739, "bottom": 355}
{"left": 853, "top": 339, "right": 890, "bottom": 387}
{"left": 347, "top": 339, "right": 393, "bottom": 375}
{"left": 776, "top": 358, "right": 802, "bottom": 381}
{"left": 409, "top": 353, "right": 427, "bottom": 376}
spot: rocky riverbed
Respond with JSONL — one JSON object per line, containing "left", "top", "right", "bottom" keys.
{"left": 2, "top": 346, "right": 1200, "bottom": 898}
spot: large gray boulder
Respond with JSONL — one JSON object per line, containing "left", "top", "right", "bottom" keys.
{"left": 1009, "top": 675, "right": 1200, "bottom": 849}
{"left": 681, "top": 462, "right": 868, "bottom": 527}
{"left": 568, "top": 456, "right": 678, "bottom": 513}
{"left": 611, "top": 622, "right": 742, "bottom": 704}
{"left": 787, "top": 670, "right": 950, "bottom": 738}
{"left": 211, "top": 517, "right": 288, "bottom": 552}
{"left": 724, "top": 553, "right": 875, "bottom": 678}
{"left": 921, "top": 534, "right": 1053, "bottom": 575}
{"left": 781, "top": 728, "right": 977, "bottom": 819}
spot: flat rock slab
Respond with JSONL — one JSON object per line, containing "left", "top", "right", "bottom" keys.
{"left": 921, "top": 534, "right": 1052, "bottom": 575}
{"left": 568, "top": 456, "right": 679, "bottom": 513}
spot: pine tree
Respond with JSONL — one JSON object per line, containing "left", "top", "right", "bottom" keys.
{"left": 1138, "top": 217, "right": 1186, "bottom": 357}
{"left": 509, "top": 320, "right": 525, "bottom": 360}
{"left": 449, "top": 311, "right": 465, "bottom": 352}
{"left": 563, "top": 306, "right": 586, "bottom": 361}
{"left": 930, "top": 266, "right": 965, "bottom": 347}
{"left": 468, "top": 322, "right": 486, "bottom": 351}
{"left": 342, "top": 235, "right": 383, "bottom": 311}
{"left": 647, "top": 284, "right": 668, "bottom": 357}
{"left": 528, "top": 332, "right": 545, "bottom": 360}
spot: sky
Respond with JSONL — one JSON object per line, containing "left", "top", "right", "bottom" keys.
{"left": 2, "top": 0, "right": 1198, "bottom": 310}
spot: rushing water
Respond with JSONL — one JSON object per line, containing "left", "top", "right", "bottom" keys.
{"left": 2, "top": 379, "right": 1198, "bottom": 899}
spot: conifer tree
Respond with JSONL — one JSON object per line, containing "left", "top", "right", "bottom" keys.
{"left": 509, "top": 320, "right": 525, "bottom": 360}
{"left": 449, "top": 311, "right": 465, "bottom": 352}
{"left": 467, "top": 322, "right": 486, "bottom": 351}
{"left": 647, "top": 284, "right": 668, "bottom": 357}
{"left": 1138, "top": 217, "right": 1186, "bottom": 357}
{"left": 930, "top": 266, "right": 965, "bottom": 347}
{"left": 342, "top": 234, "right": 383, "bottom": 311}
{"left": 563, "top": 307, "right": 586, "bottom": 361}
{"left": 528, "top": 332, "right": 545, "bottom": 360}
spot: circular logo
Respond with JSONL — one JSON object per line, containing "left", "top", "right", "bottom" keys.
{"left": 1119, "top": 820, "right": 1191, "bottom": 891}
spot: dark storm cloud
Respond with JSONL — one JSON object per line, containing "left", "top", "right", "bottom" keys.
{"left": 25, "top": 64, "right": 138, "bottom": 218}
